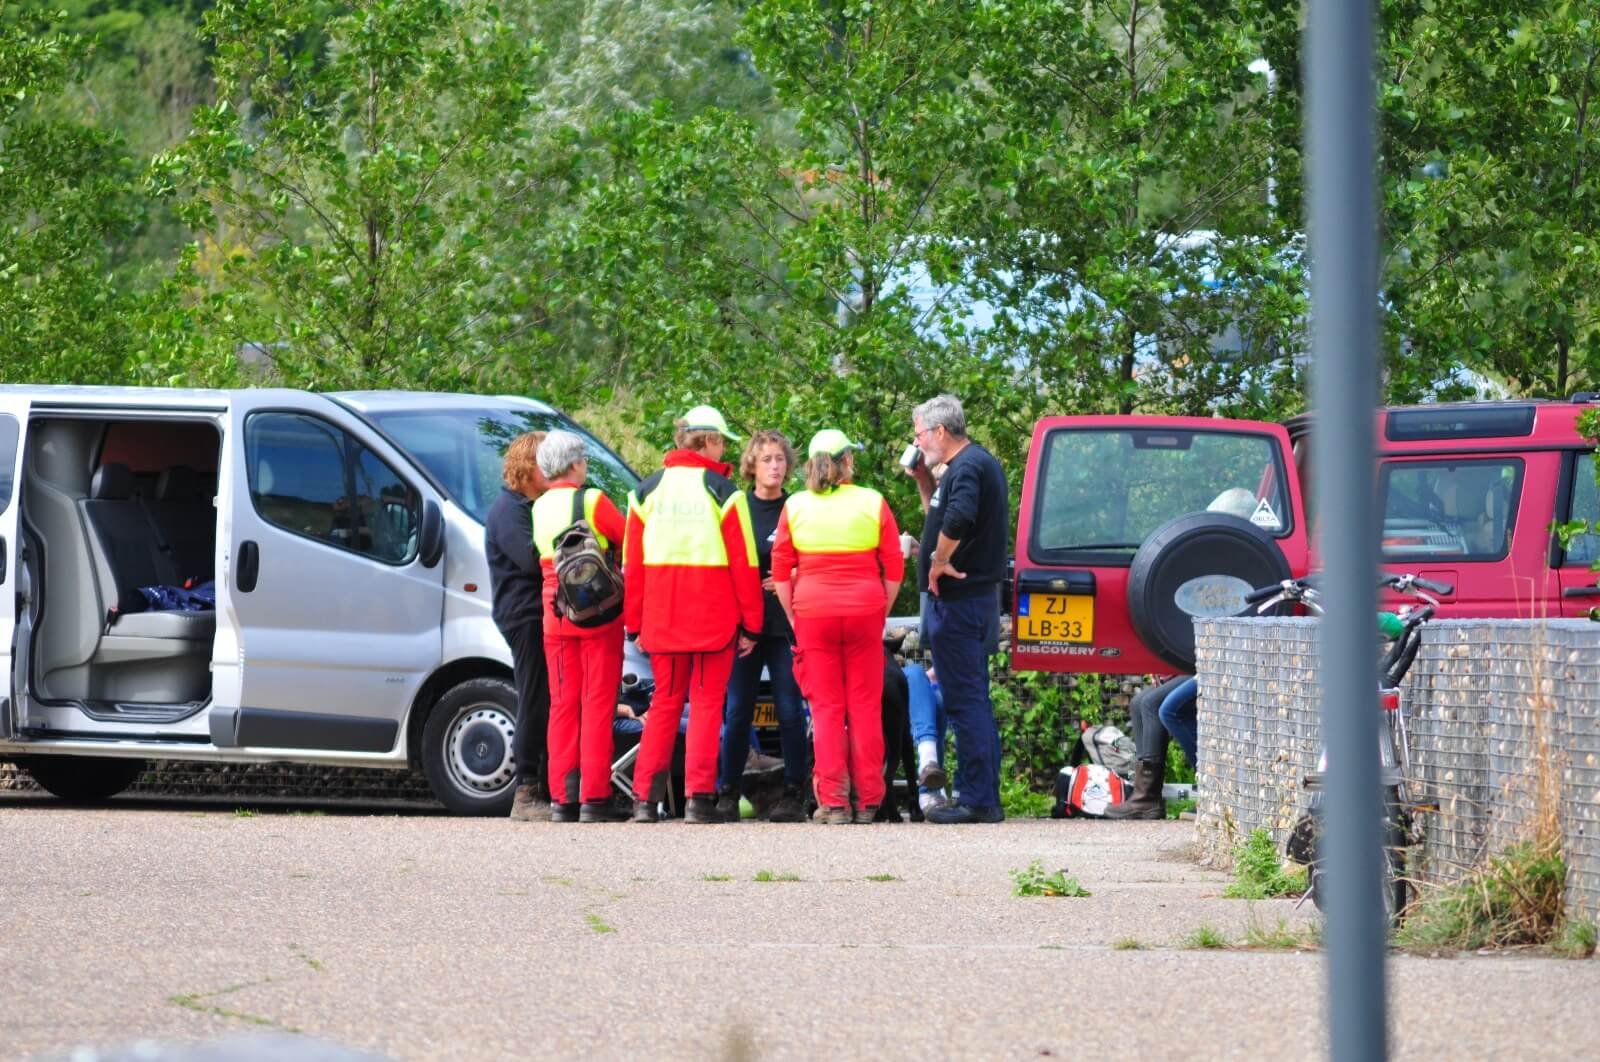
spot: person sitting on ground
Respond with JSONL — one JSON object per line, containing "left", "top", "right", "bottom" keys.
{"left": 1105, "top": 675, "right": 1196, "bottom": 819}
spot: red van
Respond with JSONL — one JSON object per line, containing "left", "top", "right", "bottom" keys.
{"left": 1013, "top": 399, "right": 1600, "bottom": 675}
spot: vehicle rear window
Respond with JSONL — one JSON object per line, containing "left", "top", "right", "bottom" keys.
{"left": 1380, "top": 458, "right": 1521, "bottom": 562}
{"left": 1029, "top": 428, "right": 1292, "bottom": 562}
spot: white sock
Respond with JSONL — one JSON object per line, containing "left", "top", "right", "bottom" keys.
{"left": 917, "top": 740, "right": 938, "bottom": 769}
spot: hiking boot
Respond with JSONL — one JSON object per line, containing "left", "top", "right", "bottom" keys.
{"left": 685, "top": 794, "right": 725, "bottom": 824}
{"left": 917, "top": 761, "right": 947, "bottom": 793}
{"left": 579, "top": 800, "right": 630, "bottom": 823}
{"left": 924, "top": 803, "right": 1004, "bottom": 825}
{"left": 817, "top": 805, "right": 852, "bottom": 825}
{"left": 631, "top": 800, "right": 660, "bottom": 823}
{"left": 1105, "top": 759, "right": 1166, "bottom": 821}
{"left": 745, "top": 747, "right": 786, "bottom": 778}
{"left": 714, "top": 787, "right": 741, "bottom": 822}
{"left": 768, "top": 784, "right": 807, "bottom": 823}
{"left": 508, "top": 784, "right": 550, "bottom": 822}
{"left": 853, "top": 805, "right": 880, "bottom": 824}
{"left": 549, "top": 802, "right": 580, "bottom": 823}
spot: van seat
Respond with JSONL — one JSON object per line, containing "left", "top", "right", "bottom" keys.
{"left": 151, "top": 465, "right": 216, "bottom": 582}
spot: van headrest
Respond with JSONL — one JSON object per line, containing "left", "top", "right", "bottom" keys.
{"left": 90, "top": 463, "right": 134, "bottom": 501}
{"left": 158, "top": 465, "right": 206, "bottom": 502}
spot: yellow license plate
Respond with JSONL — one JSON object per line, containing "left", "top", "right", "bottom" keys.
{"left": 1017, "top": 593, "right": 1094, "bottom": 644}
{"left": 752, "top": 701, "right": 778, "bottom": 728}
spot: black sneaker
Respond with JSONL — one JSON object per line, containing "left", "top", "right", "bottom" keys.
{"left": 685, "top": 794, "right": 725, "bottom": 824}
{"left": 579, "top": 801, "right": 630, "bottom": 823}
{"left": 924, "top": 803, "right": 1004, "bottom": 825}
{"left": 631, "top": 800, "right": 660, "bottom": 823}
{"left": 550, "top": 802, "right": 580, "bottom": 823}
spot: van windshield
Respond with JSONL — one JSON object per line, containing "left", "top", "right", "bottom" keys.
{"left": 367, "top": 406, "right": 638, "bottom": 523}
{"left": 1030, "top": 427, "right": 1291, "bottom": 561}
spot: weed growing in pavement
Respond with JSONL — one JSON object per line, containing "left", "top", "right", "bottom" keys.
{"left": 1113, "top": 937, "right": 1144, "bottom": 950}
{"left": 701, "top": 873, "right": 732, "bottom": 882}
{"left": 584, "top": 912, "right": 616, "bottom": 934}
{"left": 1397, "top": 840, "right": 1567, "bottom": 952}
{"left": 1240, "top": 916, "right": 1318, "bottom": 951}
{"left": 1223, "top": 828, "right": 1307, "bottom": 899}
{"left": 753, "top": 870, "right": 802, "bottom": 882}
{"left": 1010, "top": 861, "right": 1091, "bottom": 897}
{"left": 1183, "top": 925, "right": 1228, "bottom": 950}
{"left": 541, "top": 875, "right": 573, "bottom": 887}
{"left": 289, "top": 810, "right": 325, "bottom": 817}
{"left": 232, "top": 808, "right": 258, "bottom": 818}
{"left": 865, "top": 873, "right": 900, "bottom": 882}
{"left": 1555, "top": 920, "right": 1597, "bottom": 959}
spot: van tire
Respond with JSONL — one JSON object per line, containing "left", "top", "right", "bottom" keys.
{"left": 420, "top": 677, "right": 520, "bottom": 816}
{"left": 1126, "top": 512, "right": 1292, "bottom": 673}
{"left": 21, "top": 756, "right": 145, "bottom": 803}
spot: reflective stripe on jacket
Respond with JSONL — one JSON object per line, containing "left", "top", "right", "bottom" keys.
{"left": 531, "top": 482, "right": 626, "bottom": 636}
{"left": 771, "top": 483, "right": 904, "bottom": 619}
{"left": 623, "top": 450, "right": 764, "bottom": 652}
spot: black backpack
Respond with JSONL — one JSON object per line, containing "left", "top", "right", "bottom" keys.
{"left": 551, "top": 488, "right": 624, "bottom": 627}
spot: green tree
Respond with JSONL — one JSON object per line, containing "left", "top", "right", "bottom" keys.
{"left": 151, "top": 0, "right": 562, "bottom": 390}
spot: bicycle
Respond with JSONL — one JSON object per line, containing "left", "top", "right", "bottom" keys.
{"left": 1243, "top": 572, "right": 1453, "bottom": 923}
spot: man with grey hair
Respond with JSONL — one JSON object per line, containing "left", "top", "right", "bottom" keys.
{"left": 905, "top": 394, "right": 1010, "bottom": 824}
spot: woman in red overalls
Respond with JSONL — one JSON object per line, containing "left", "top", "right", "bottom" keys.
{"left": 770, "top": 429, "right": 904, "bottom": 824}
{"left": 532, "top": 430, "right": 629, "bottom": 823}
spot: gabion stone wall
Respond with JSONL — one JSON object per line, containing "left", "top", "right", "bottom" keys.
{"left": 1194, "top": 617, "right": 1600, "bottom": 925}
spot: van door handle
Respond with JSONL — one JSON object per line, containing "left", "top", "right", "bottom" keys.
{"left": 238, "top": 540, "right": 259, "bottom": 593}
{"left": 0, "top": 534, "right": 6, "bottom": 584}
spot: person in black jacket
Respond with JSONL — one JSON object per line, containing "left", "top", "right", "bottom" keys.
{"left": 484, "top": 431, "right": 551, "bottom": 821}
{"left": 904, "top": 395, "right": 1010, "bottom": 824}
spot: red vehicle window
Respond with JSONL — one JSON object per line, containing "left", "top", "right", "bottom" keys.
{"left": 1379, "top": 458, "right": 1522, "bottom": 563}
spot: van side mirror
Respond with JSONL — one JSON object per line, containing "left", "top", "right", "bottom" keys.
{"left": 418, "top": 500, "right": 444, "bottom": 568}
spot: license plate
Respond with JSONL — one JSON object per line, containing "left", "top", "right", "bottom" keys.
{"left": 753, "top": 701, "right": 778, "bottom": 728}
{"left": 1017, "top": 593, "right": 1094, "bottom": 644}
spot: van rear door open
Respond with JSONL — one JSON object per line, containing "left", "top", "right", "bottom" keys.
{"left": 213, "top": 390, "right": 446, "bottom": 757}
{"left": 0, "top": 396, "right": 28, "bottom": 737}
{"left": 1012, "top": 415, "right": 1310, "bottom": 675}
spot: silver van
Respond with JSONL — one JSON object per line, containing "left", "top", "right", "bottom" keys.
{"left": 0, "top": 385, "right": 641, "bottom": 814}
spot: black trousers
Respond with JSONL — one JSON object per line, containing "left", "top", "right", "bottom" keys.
{"left": 503, "top": 620, "right": 551, "bottom": 791}
{"left": 1129, "top": 675, "right": 1191, "bottom": 765}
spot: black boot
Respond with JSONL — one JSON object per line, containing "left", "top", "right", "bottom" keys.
{"left": 685, "top": 793, "right": 725, "bottom": 824}
{"left": 713, "top": 786, "right": 741, "bottom": 822}
{"left": 1106, "top": 759, "right": 1165, "bottom": 820}
{"left": 768, "top": 784, "right": 806, "bottom": 823}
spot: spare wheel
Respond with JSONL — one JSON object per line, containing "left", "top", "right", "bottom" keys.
{"left": 1126, "top": 511, "right": 1291, "bottom": 673}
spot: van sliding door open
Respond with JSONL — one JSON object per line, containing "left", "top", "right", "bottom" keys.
{"left": 0, "top": 397, "right": 30, "bottom": 738}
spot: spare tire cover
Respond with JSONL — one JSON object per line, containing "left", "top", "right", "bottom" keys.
{"left": 1126, "top": 512, "right": 1292, "bottom": 673}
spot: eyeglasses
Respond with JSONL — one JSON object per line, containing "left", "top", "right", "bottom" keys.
{"left": 913, "top": 425, "right": 938, "bottom": 441}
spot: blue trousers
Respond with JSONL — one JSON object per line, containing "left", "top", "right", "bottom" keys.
{"left": 926, "top": 592, "right": 1001, "bottom": 811}
{"left": 720, "top": 635, "right": 808, "bottom": 789}
{"left": 904, "top": 662, "right": 946, "bottom": 795}
{"left": 1157, "top": 677, "right": 1199, "bottom": 768}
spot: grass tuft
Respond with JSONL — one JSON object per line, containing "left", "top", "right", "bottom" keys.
{"left": 232, "top": 808, "right": 258, "bottom": 819}
{"left": 753, "top": 870, "right": 802, "bottom": 882}
{"left": 1223, "top": 828, "right": 1306, "bottom": 899}
{"left": 1397, "top": 839, "right": 1566, "bottom": 953}
{"left": 1010, "top": 860, "right": 1091, "bottom": 897}
{"left": 865, "top": 873, "right": 899, "bottom": 883}
{"left": 1112, "top": 937, "right": 1144, "bottom": 951}
{"left": 1183, "top": 924, "right": 1229, "bottom": 950}
{"left": 1165, "top": 797, "right": 1196, "bottom": 820}
{"left": 701, "top": 873, "right": 732, "bottom": 882}
{"left": 1556, "top": 920, "right": 1597, "bottom": 960}
{"left": 584, "top": 912, "right": 616, "bottom": 934}
{"left": 1241, "top": 916, "right": 1318, "bottom": 951}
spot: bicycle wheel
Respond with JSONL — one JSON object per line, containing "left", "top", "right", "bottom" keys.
{"left": 1382, "top": 785, "right": 1410, "bottom": 926}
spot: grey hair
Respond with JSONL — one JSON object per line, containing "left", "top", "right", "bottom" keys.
{"left": 913, "top": 394, "right": 967, "bottom": 438}
{"left": 537, "top": 430, "right": 588, "bottom": 480}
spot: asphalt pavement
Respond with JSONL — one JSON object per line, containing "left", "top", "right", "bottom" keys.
{"left": 2, "top": 793, "right": 1592, "bottom": 1060}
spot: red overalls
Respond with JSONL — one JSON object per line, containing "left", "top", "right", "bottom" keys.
{"left": 533, "top": 482, "right": 626, "bottom": 804}
{"left": 770, "top": 483, "right": 903, "bottom": 812}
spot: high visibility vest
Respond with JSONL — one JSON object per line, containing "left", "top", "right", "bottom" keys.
{"left": 532, "top": 486, "right": 611, "bottom": 555}
{"left": 784, "top": 484, "right": 886, "bottom": 554}
{"left": 627, "top": 466, "right": 754, "bottom": 567}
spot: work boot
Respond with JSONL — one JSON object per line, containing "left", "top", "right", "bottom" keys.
{"left": 549, "top": 802, "right": 580, "bottom": 823}
{"left": 631, "top": 799, "right": 660, "bottom": 823}
{"left": 853, "top": 805, "right": 880, "bottom": 824}
{"left": 579, "top": 800, "right": 631, "bottom": 823}
{"left": 1105, "top": 759, "right": 1166, "bottom": 820}
{"left": 816, "top": 805, "right": 852, "bottom": 825}
{"left": 714, "top": 786, "right": 741, "bottom": 822}
{"left": 685, "top": 794, "right": 725, "bottom": 824}
{"left": 768, "top": 784, "right": 807, "bottom": 823}
{"left": 508, "top": 784, "right": 549, "bottom": 822}
{"left": 745, "top": 747, "right": 786, "bottom": 778}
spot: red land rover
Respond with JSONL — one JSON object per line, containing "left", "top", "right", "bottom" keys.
{"left": 1013, "top": 398, "right": 1600, "bottom": 675}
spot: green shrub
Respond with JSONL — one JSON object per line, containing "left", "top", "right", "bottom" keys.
{"left": 1223, "top": 828, "right": 1307, "bottom": 899}
{"left": 1397, "top": 840, "right": 1567, "bottom": 952}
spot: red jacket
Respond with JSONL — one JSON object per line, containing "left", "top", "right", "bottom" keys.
{"left": 623, "top": 450, "right": 764, "bottom": 652}
{"left": 531, "top": 482, "right": 627, "bottom": 638}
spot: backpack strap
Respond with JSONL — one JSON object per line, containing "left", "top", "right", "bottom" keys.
{"left": 570, "top": 485, "right": 587, "bottom": 527}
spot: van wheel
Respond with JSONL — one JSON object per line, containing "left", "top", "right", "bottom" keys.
{"left": 420, "top": 677, "right": 520, "bottom": 816}
{"left": 21, "top": 756, "right": 145, "bottom": 803}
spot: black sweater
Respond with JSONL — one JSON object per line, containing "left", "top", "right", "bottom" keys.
{"left": 485, "top": 487, "right": 543, "bottom": 634}
{"left": 917, "top": 441, "right": 1009, "bottom": 599}
{"left": 747, "top": 489, "right": 792, "bottom": 639}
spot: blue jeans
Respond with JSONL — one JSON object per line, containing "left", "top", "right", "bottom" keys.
{"left": 904, "top": 662, "right": 946, "bottom": 794}
{"left": 926, "top": 592, "right": 1001, "bottom": 811}
{"left": 721, "top": 635, "right": 807, "bottom": 789}
{"left": 1157, "top": 678, "right": 1199, "bottom": 768}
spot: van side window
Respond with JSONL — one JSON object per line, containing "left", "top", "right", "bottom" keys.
{"left": 1567, "top": 453, "right": 1600, "bottom": 568}
{"left": 0, "top": 414, "right": 18, "bottom": 514}
{"left": 246, "top": 412, "right": 419, "bottom": 565}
